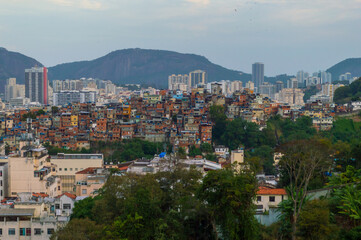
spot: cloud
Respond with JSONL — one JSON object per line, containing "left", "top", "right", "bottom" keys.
{"left": 50, "top": 0, "right": 104, "bottom": 10}
{"left": 185, "top": 0, "right": 210, "bottom": 5}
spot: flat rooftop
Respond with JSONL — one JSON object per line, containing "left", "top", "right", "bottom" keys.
{"left": 51, "top": 153, "right": 103, "bottom": 160}
{"left": 0, "top": 208, "right": 34, "bottom": 217}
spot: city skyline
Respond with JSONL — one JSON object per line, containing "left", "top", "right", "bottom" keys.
{"left": 1, "top": 0, "right": 361, "bottom": 76}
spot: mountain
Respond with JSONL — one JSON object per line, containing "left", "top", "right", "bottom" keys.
{"left": 48, "top": 48, "right": 250, "bottom": 88}
{"left": 327, "top": 58, "right": 361, "bottom": 81}
{"left": 0, "top": 47, "right": 43, "bottom": 84}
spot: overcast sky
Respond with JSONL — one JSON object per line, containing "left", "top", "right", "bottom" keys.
{"left": 1, "top": 0, "right": 361, "bottom": 76}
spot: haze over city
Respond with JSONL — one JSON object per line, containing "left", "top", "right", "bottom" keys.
{"left": 1, "top": 0, "right": 361, "bottom": 75}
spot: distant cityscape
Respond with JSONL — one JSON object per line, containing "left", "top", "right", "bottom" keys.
{"left": 0, "top": 62, "right": 359, "bottom": 238}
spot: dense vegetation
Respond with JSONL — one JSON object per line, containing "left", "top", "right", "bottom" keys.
{"left": 334, "top": 78, "right": 361, "bottom": 103}
{"left": 48, "top": 106, "right": 361, "bottom": 239}
{"left": 45, "top": 139, "right": 166, "bottom": 163}
{"left": 52, "top": 166, "right": 259, "bottom": 240}
{"left": 303, "top": 86, "right": 319, "bottom": 102}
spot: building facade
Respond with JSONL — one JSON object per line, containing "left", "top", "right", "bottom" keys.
{"left": 25, "top": 67, "right": 48, "bottom": 105}
{"left": 252, "top": 62, "right": 264, "bottom": 92}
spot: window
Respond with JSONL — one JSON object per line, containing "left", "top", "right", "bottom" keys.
{"left": 63, "top": 204, "right": 71, "bottom": 209}
{"left": 75, "top": 168, "right": 78, "bottom": 171}
{"left": 269, "top": 196, "right": 275, "bottom": 202}
{"left": 70, "top": 168, "right": 73, "bottom": 171}
{"left": 0, "top": 170, "right": 2, "bottom": 176}
{"left": 82, "top": 189, "right": 87, "bottom": 194}
{"left": 20, "top": 228, "right": 25, "bottom": 236}
{"left": 26, "top": 228, "right": 31, "bottom": 236}
{"left": 34, "top": 228, "right": 41, "bottom": 235}
{"left": 64, "top": 168, "right": 67, "bottom": 171}
{"left": 59, "top": 168, "right": 62, "bottom": 171}
{"left": 9, "top": 228, "right": 15, "bottom": 235}
{"left": 58, "top": 186, "right": 61, "bottom": 190}
{"left": 257, "top": 196, "right": 261, "bottom": 202}
{"left": 47, "top": 228, "right": 55, "bottom": 235}
{"left": 55, "top": 204, "right": 60, "bottom": 209}
{"left": 0, "top": 180, "right": 2, "bottom": 186}
{"left": 0, "top": 228, "right": 2, "bottom": 235}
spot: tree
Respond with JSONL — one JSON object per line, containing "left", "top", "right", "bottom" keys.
{"left": 198, "top": 168, "right": 258, "bottom": 240}
{"left": 188, "top": 145, "right": 202, "bottom": 157}
{"left": 200, "top": 142, "right": 213, "bottom": 153}
{"left": 51, "top": 218, "right": 103, "bottom": 240}
{"left": 336, "top": 185, "right": 361, "bottom": 226}
{"left": 209, "top": 105, "right": 228, "bottom": 144}
{"left": 278, "top": 139, "right": 332, "bottom": 240}
{"left": 70, "top": 196, "right": 100, "bottom": 220}
{"left": 177, "top": 147, "right": 187, "bottom": 159}
{"left": 298, "top": 200, "right": 338, "bottom": 240}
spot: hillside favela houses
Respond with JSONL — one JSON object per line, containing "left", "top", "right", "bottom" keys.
{"left": 0, "top": 55, "right": 359, "bottom": 239}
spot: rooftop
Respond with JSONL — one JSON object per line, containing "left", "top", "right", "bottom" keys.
{"left": 257, "top": 187, "right": 287, "bottom": 195}
{"left": 0, "top": 208, "right": 34, "bottom": 217}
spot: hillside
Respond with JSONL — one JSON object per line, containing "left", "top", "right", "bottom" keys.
{"left": 327, "top": 58, "right": 361, "bottom": 81}
{"left": 333, "top": 78, "right": 361, "bottom": 103}
{"left": 48, "top": 48, "right": 249, "bottom": 88}
{"left": 0, "top": 47, "right": 43, "bottom": 91}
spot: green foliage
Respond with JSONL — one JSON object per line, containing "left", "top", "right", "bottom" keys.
{"left": 335, "top": 185, "right": 361, "bottom": 223}
{"left": 43, "top": 142, "right": 91, "bottom": 155}
{"left": 334, "top": 78, "right": 361, "bottom": 103}
{"left": 70, "top": 196, "right": 101, "bottom": 221}
{"left": 188, "top": 145, "right": 202, "bottom": 157}
{"left": 210, "top": 105, "right": 228, "bottom": 145}
{"left": 177, "top": 147, "right": 187, "bottom": 159}
{"left": 339, "top": 226, "right": 361, "bottom": 240}
{"left": 51, "top": 218, "right": 103, "bottom": 240}
{"left": 303, "top": 86, "right": 319, "bottom": 102}
{"left": 249, "top": 145, "right": 275, "bottom": 175}
{"left": 200, "top": 142, "right": 213, "bottom": 153}
{"left": 198, "top": 168, "right": 259, "bottom": 240}
{"left": 61, "top": 167, "right": 216, "bottom": 239}
{"left": 221, "top": 118, "right": 261, "bottom": 150}
{"left": 298, "top": 200, "right": 339, "bottom": 240}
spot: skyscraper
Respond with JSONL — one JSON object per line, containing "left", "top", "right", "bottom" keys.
{"left": 252, "top": 62, "right": 264, "bottom": 92}
{"left": 189, "top": 70, "right": 206, "bottom": 89}
{"left": 297, "top": 71, "right": 309, "bottom": 88}
{"left": 25, "top": 67, "right": 48, "bottom": 105}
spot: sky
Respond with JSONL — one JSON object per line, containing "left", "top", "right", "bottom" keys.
{"left": 0, "top": 0, "right": 361, "bottom": 76}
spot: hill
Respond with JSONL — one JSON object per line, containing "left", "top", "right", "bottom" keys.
{"left": 327, "top": 58, "right": 361, "bottom": 81}
{"left": 48, "top": 48, "right": 250, "bottom": 88}
{"left": 0, "top": 47, "right": 43, "bottom": 91}
{"left": 333, "top": 78, "right": 361, "bottom": 103}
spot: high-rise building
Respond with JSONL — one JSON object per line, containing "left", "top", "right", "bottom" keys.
{"left": 25, "top": 67, "right": 48, "bottom": 104}
{"left": 275, "top": 81, "right": 284, "bottom": 93}
{"left": 231, "top": 81, "right": 243, "bottom": 93}
{"left": 245, "top": 81, "right": 255, "bottom": 91}
{"left": 252, "top": 63, "right": 264, "bottom": 92}
{"left": 168, "top": 74, "right": 189, "bottom": 91}
{"left": 296, "top": 71, "right": 309, "bottom": 88}
{"left": 287, "top": 78, "right": 298, "bottom": 89}
{"left": 189, "top": 70, "right": 206, "bottom": 89}
{"left": 320, "top": 71, "right": 332, "bottom": 84}
{"left": 259, "top": 83, "right": 276, "bottom": 99}
{"left": 53, "top": 90, "right": 97, "bottom": 106}
{"left": 5, "top": 78, "right": 25, "bottom": 102}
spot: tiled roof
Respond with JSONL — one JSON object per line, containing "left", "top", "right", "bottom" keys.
{"left": 32, "top": 193, "right": 49, "bottom": 198}
{"left": 75, "top": 167, "right": 98, "bottom": 175}
{"left": 57, "top": 192, "right": 77, "bottom": 200}
{"left": 257, "top": 187, "right": 287, "bottom": 195}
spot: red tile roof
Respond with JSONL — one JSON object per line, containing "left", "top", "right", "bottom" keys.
{"left": 32, "top": 193, "right": 49, "bottom": 198}
{"left": 257, "top": 187, "right": 287, "bottom": 195}
{"left": 57, "top": 192, "right": 77, "bottom": 200}
{"left": 75, "top": 167, "right": 98, "bottom": 175}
